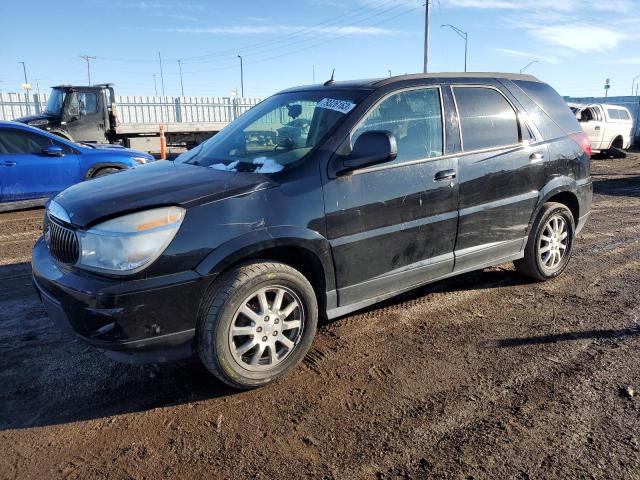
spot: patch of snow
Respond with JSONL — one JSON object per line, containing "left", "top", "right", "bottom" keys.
{"left": 209, "top": 160, "right": 239, "bottom": 172}
{"left": 253, "top": 157, "right": 284, "bottom": 173}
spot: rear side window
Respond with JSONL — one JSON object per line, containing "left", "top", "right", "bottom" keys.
{"left": 608, "top": 109, "right": 620, "bottom": 120}
{"left": 453, "top": 87, "right": 519, "bottom": 151}
{"left": 512, "top": 80, "right": 580, "bottom": 134}
{"left": 620, "top": 110, "right": 631, "bottom": 120}
{"left": 353, "top": 87, "right": 443, "bottom": 165}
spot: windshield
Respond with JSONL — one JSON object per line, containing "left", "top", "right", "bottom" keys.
{"left": 178, "top": 90, "right": 367, "bottom": 173}
{"left": 44, "top": 88, "right": 67, "bottom": 116}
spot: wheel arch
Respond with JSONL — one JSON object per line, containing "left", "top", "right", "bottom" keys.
{"left": 84, "top": 162, "right": 129, "bottom": 179}
{"left": 196, "top": 227, "right": 337, "bottom": 316}
{"left": 528, "top": 178, "right": 580, "bottom": 233}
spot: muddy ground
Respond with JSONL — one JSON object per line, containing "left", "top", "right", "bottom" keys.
{"left": 1, "top": 152, "right": 639, "bottom": 479}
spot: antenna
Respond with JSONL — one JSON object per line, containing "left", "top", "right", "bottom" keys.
{"left": 324, "top": 69, "right": 335, "bottom": 86}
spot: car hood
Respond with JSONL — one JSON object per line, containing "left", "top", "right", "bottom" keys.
{"left": 14, "top": 113, "right": 58, "bottom": 124}
{"left": 53, "top": 160, "right": 276, "bottom": 228}
{"left": 78, "top": 142, "right": 153, "bottom": 159}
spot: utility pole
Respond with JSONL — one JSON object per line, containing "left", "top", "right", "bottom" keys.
{"left": 153, "top": 74, "right": 158, "bottom": 96}
{"left": 18, "top": 61, "right": 31, "bottom": 114}
{"left": 604, "top": 78, "right": 610, "bottom": 99}
{"left": 441, "top": 24, "right": 468, "bottom": 72}
{"left": 423, "top": 0, "right": 430, "bottom": 73}
{"left": 79, "top": 55, "right": 96, "bottom": 85}
{"left": 313, "top": 65, "right": 315, "bottom": 84}
{"left": 158, "top": 52, "right": 165, "bottom": 96}
{"left": 178, "top": 59, "right": 184, "bottom": 97}
{"left": 237, "top": 55, "right": 244, "bottom": 97}
{"left": 388, "top": 69, "right": 392, "bottom": 77}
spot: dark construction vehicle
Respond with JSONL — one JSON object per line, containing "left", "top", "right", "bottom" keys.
{"left": 15, "top": 84, "right": 227, "bottom": 153}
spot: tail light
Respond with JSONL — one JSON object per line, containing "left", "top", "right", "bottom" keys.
{"left": 569, "top": 131, "right": 591, "bottom": 158}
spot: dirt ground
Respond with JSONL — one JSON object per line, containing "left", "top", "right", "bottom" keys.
{"left": 1, "top": 151, "right": 639, "bottom": 479}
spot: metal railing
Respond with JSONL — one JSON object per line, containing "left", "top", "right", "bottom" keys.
{"left": 0, "top": 92, "right": 262, "bottom": 124}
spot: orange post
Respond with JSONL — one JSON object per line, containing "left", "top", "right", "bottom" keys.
{"left": 159, "top": 124, "right": 166, "bottom": 160}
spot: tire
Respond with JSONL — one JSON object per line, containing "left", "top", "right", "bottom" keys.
{"left": 197, "top": 261, "right": 318, "bottom": 389}
{"left": 515, "top": 202, "right": 575, "bottom": 281}
{"left": 92, "top": 167, "right": 120, "bottom": 178}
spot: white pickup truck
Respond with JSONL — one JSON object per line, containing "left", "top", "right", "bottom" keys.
{"left": 570, "top": 103, "right": 634, "bottom": 156}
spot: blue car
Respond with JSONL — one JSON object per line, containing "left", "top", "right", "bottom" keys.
{"left": 0, "top": 121, "right": 154, "bottom": 212}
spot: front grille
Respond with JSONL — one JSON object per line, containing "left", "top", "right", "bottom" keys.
{"left": 46, "top": 217, "right": 80, "bottom": 265}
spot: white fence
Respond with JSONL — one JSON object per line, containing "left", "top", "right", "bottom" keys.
{"left": 0, "top": 92, "right": 262, "bottom": 124}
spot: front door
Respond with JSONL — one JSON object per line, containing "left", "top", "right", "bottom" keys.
{"left": 64, "top": 89, "right": 108, "bottom": 143}
{"left": 579, "top": 106, "right": 605, "bottom": 149}
{"left": 323, "top": 86, "right": 459, "bottom": 307}
{"left": 0, "top": 128, "right": 80, "bottom": 201}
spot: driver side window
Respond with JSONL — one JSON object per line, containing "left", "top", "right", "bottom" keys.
{"left": 352, "top": 88, "right": 443, "bottom": 166}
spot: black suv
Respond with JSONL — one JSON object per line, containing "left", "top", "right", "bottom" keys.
{"left": 32, "top": 73, "right": 592, "bottom": 388}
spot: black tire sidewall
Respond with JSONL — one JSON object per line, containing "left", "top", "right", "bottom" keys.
{"left": 532, "top": 205, "right": 575, "bottom": 279}
{"left": 200, "top": 265, "right": 318, "bottom": 388}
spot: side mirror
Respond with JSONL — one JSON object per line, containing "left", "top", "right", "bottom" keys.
{"left": 42, "top": 145, "right": 64, "bottom": 157}
{"left": 335, "top": 130, "right": 397, "bottom": 175}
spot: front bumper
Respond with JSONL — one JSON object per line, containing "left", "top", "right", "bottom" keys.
{"left": 32, "top": 237, "right": 214, "bottom": 363}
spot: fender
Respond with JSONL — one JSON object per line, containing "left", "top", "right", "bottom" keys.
{"left": 195, "top": 225, "right": 337, "bottom": 294}
{"left": 526, "top": 175, "right": 579, "bottom": 233}
{"left": 84, "top": 162, "right": 130, "bottom": 179}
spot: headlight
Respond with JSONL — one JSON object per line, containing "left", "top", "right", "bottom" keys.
{"left": 132, "top": 156, "right": 149, "bottom": 165}
{"left": 77, "top": 206, "right": 184, "bottom": 274}
{"left": 28, "top": 119, "right": 49, "bottom": 126}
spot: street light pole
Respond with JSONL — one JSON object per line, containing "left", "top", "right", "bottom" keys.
{"left": 632, "top": 75, "right": 640, "bottom": 96}
{"left": 237, "top": 55, "right": 244, "bottom": 97}
{"left": 18, "top": 61, "right": 30, "bottom": 114}
{"left": 423, "top": 1, "right": 430, "bottom": 73}
{"left": 158, "top": 52, "right": 165, "bottom": 96}
{"left": 388, "top": 69, "right": 392, "bottom": 77}
{"left": 519, "top": 60, "right": 539, "bottom": 74}
{"left": 441, "top": 24, "right": 468, "bottom": 72}
{"left": 79, "top": 55, "right": 96, "bottom": 85}
{"left": 178, "top": 59, "right": 184, "bottom": 97}
{"left": 153, "top": 74, "right": 158, "bottom": 96}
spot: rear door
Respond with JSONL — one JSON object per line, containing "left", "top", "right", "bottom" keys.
{"left": 323, "top": 86, "right": 459, "bottom": 306}
{"left": 0, "top": 128, "right": 80, "bottom": 201}
{"left": 451, "top": 84, "right": 545, "bottom": 272}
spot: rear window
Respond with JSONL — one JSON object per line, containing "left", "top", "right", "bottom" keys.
{"left": 608, "top": 109, "right": 620, "bottom": 120}
{"left": 453, "top": 87, "right": 519, "bottom": 151}
{"left": 512, "top": 80, "right": 580, "bottom": 134}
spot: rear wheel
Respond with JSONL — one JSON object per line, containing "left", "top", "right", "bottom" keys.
{"left": 515, "top": 202, "right": 575, "bottom": 281}
{"left": 197, "top": 261, "right": 318, "bottom": 389}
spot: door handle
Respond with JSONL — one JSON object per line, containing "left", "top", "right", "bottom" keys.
{"left": 434, "top": 169, "right": 456, "bottom": 181}
{"left": 1, "top": 160, "right": 17, "bottom": 167}
{"left": 529, "top": 152, "right": 544, "bottom": 162}
{"left": 594, "top": 126, "right": 601, "bottom": 131}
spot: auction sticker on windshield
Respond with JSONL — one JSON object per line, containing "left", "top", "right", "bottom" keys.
{"left": 317, "top": 98, "right": 357, "bottom": 114}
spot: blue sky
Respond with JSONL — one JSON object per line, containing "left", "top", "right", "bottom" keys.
{"left": 1, "top": 0, "right": 639, "bottom": 98}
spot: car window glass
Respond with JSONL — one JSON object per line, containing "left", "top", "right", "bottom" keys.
{"left": 79, "top": 93, "right": 98, "bottom": 114}
{"left": 607, "top": 109, "right": 620, "bottom": 120}
{"left": 352, "top": 88, "right": 443, "bottom": 165}
{"left": 619, "top": 110, "right": 630, "bottom": 120}
{"left": 0, "top": 129, "right": 52, "bottom": 154}
{"left": 454, "top": 87, "right": 519, "bottom": 151}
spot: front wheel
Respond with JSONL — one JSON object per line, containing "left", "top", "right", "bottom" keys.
{"left": 197, "top": 261, "right": 318, "bottom": 389}
{"left": 515, "top": 202, "right": 575, "bottom": 281}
